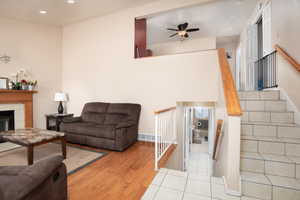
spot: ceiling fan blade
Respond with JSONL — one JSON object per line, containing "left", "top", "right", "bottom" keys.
{"left": 169, "top": 33, "right": 178, "bottom": 38}
{"left": 167, "top": 28, "right": 179, "bottom": 31}
{"left": 184, "top": 33, "right": 189, "bottom": 38}
{"left": 186, "top": 28, "right": 200, "bottom": 32}
{"left": 178, "top": 22, "right": 188, "bottom": 31}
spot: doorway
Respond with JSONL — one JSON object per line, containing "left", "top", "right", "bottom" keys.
{"left": 183, "top": 106, "right": 214, "bottom": 175}
{"left": 257, "top": 16, "right": 263, "bottom": 59}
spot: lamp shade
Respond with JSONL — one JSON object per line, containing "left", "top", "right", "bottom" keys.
{"left": 54, "top": 93, "right": 67, "bottom": 102}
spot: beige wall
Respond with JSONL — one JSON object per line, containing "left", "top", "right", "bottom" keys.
{"left": 0, "top": 18, "right": 62, "bottom": 128}
{"left": 148, "top": 37, "right": 216, "bottom": 56}
{"left": 271, "top": 0, "right": 300, "bottom": 62}
{"left": 214, "top": 67, "right": 241, "bottom": 193}
{"left": 271, "top": 0, "right": 300, "bottom": 111}
{"left": 216, "top": 41, "right": 238, "bottom": 82}
{"left": 62, "top": 0, "right": 219, "bottom": 134}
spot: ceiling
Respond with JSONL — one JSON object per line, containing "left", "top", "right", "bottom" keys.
{"left": 0, "top": 0, "right": 157, "bottom": 26}
{"left": 147, "top": 0, "right": 258, "bottom": 44}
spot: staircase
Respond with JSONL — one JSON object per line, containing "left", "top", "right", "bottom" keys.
{"left": 239, "top": 90, "right": 300, "bottom": 200}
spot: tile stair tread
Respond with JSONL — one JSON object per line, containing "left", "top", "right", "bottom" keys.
{"left": 241, "top": 152, "right": 263, "bottom": 160}
{"left": 241, "top": 135, "right": 300, "bottom": 144}
{"left": 240, "top": 99, "right": 286, "bottom": 102}
{"left": 241, "top": 172, "right": 300, "bottom": 190}
{"left": 244, "top": 111, "right": 294, "bottom": 114}
{"left": 267, "top": 175, "right": 300, "bottom": 190}
{"left": 241, "top": 172, "right": 271, "bottom": 185}
{"left": 287, "top": 156, "right": 300, "bottom": 164}
{"left": 242, "top": 122, "right": 299, "bottom": 127}
{"left": 241, "top": 152, "right": 300, "bottom": 164}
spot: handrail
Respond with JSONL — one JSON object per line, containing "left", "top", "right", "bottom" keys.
{"left": 275, "top": 44, "right": 300, "bottom": 72}
{"left": 213, "top": 119, "right": 224, "bottom": 160}
{"left": 217, "top": 48, "right": 242, "bottom": 116}
{"left": 256, "top": 50, "right": 277, "bottom": 61}
{"left": 154, "top": 107, "right": 176, "bottom": 115}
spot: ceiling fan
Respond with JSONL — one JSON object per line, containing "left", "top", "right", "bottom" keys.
{"left": 167, "top": 22, "right": 200, "bottom": 39}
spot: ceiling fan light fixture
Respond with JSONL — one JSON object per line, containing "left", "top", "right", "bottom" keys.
{"left": 66, "top": 0, "right": 76, "bottom": 4}
{"left": 178, "top": 31, "right": 186, "bottom": 36}
{"left": 39, "top": 10, "right": 47, "bottom": 14}
{"left": 167, "top": 22, "right": 199, "bottom": 39}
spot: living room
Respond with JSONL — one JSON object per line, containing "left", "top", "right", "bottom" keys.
{"left": 0, "top": 0, "right": 223, "bottom": 199}
{"left": 2, "top": 0, "right": 300, "bottom": 200}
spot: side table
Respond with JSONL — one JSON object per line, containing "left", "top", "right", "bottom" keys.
{"left": 46, "top": 113, "right": 74, "bottom": 132}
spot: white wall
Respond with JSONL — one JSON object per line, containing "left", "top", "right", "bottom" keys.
{"left": 0, "top": 18, "right": 62, "bottom": 128}
{"left": 148, "top": 37, "right": 216, "bottom": 56}
{"left": 214, "top": 66, "right": 241, "bottom": 194}
{"left": 62, "top": 0, "right": 219, "bottom": 134}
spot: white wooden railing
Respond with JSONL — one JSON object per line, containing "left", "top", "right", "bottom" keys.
{"left": 154, "top": 107, "right": 177, "bottom": 170}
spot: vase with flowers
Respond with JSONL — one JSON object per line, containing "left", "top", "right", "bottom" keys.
{"left": 21, "top": 79, "right": 28, "bottom": 90}
{"left": 28, "top": 80, "right": 37, "bottom": 91}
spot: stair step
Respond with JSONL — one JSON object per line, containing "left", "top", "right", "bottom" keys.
{"left": 241, "top": 136, "right": 300, "bottom": 156}
{"left": 242, "top": 122, "right": 298, "bottom": 127}
{"left": 242, "top": 123, "right": 300, "bottom": 139}
{"left": 239, "top": 91, "right": 280, "bottom": 101}
{"left": 242, "top": 111, "right": 294, "bottom": 124}
{"left": 241, "top": 172, "right": 300, "bottom": 200}
{"left": 241, "top": 100, "right": 286, "bottom": 112}
{"left": 242, "top": 135, "right": 300, "bottom": 144}
{"left": 240, "top": 152, "right": 300, "bottom": 178}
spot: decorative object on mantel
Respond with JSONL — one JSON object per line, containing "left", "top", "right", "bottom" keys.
{"left": 21, "top": 79, "right": 28, "bottom": 90}
{"left": 9, "top": 69, "right": 37, "bottom": 90}
{"left": 0, "top": 54, "right": 11, "bottom": 63}
{"left": 54, "top": 93, "right": 68, "bottom": 114}
{"left": 0, "top": 77, "right": 9, "bottom": 89}
{"left": 28, "top": 80, "right": 37, "bottom": 91}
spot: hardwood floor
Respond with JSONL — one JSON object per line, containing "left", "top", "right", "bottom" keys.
{"left": 68, "top": 142, "right": 156, "bottom": 200}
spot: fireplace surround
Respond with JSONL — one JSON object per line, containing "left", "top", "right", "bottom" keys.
{"left": 0, "top": 110, "right": 14, "bottom": 143}
{"left": 0, "top": 110, "right": 14, "bottom": 131}
{"left": 0, "top": 90, "right": 37, "bottom": 128}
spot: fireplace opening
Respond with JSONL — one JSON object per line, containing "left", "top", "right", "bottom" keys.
{"left": 0, "top": 110, "right": 15, "bottom": 143}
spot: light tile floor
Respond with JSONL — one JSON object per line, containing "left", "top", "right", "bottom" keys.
{"left": 142, "top": 167, "right": 250, "bottom": 200}
{"left": 142, "top": 142, "right": 261, "bottom": 200}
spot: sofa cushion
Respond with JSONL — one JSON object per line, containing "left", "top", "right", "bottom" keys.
{"left": 81, "top": 102, "right": 109, "bottom": 124}
{"left": 82, "top": 112, "right": 106, "bottom": 124}
{"left": 104, "top": 113, "right": 127, "bottom": 125}
{"left": 61, "top": 122, "right": 115, "bottom": 140}
{"left": 0, "top": 166, "right": 25, "bottom": 176}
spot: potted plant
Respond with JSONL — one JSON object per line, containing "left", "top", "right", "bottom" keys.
{"left": 21, "top": 79, "right": 28, "bottom": 90}
{"left": 10, "top": 81, "right": 21, "bottom": 90}
{"left": 28, "top": 80, "right": 37, "bottom": 91}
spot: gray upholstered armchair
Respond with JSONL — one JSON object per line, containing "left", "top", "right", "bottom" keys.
{"left": 0, "top": 155, "right": 67, "bottom": 200}
{"left": 60, "top": 102, "right": 141, "bottom": 151}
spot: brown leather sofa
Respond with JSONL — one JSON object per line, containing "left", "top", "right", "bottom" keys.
{"left": 0, "top": 155, "right": 67, "bottom": 200}
{"left": 60, "top": 102, "right": 141, "bottom": 151}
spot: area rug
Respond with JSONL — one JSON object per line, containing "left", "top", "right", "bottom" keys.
{"left": 0, "top": 142, "right": 106, "bottom": 174}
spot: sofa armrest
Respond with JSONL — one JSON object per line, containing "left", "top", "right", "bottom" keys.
{"left": 62, "top": 116, "right": 82, "bottom": 123}
{"left": 116, "top": 120, "right": 136, "bottom": 129}
{"left": 4, "top": 155, "right": 65, "bottom": 200}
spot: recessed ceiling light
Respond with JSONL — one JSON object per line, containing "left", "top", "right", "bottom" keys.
{"left": 39, "top": 10, "right": 47, "bottom": 14}
{"left": 67, "top": 0, "right": 76, "bottom": 4}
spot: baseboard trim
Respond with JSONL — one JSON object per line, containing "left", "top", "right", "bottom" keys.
{"left": 138, "top": 133, "right": 155, "bottom": 142}
{"left": 222, "top": 176, "right": 242, "bottom": 197}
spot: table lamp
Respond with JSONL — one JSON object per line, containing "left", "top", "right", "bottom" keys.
{"left": 54, "top": 93, "right": 67, "bottom": 114}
